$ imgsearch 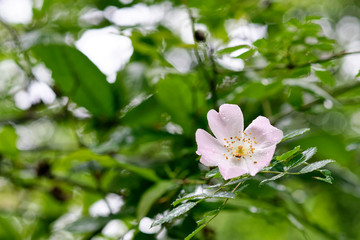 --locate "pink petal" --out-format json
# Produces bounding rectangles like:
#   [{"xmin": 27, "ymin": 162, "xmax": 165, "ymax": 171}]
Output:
[
  {"xmin": 207, "ymin": 104, "xmax": 244, "ymax": 145},
  {"xmin": 195, "ymin": 129, "xmax": 226, "ymax": 166},
  {"xmin": 244, "ymin": 116, "xmax": 283, "ymax": 149},
  {"xmin": 244, "ymin": 145, "xmax": 276, "ymax": 176},
  {"xmin": 219, "ymin": 163, "xmax": 248, "ymax": 180}
]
